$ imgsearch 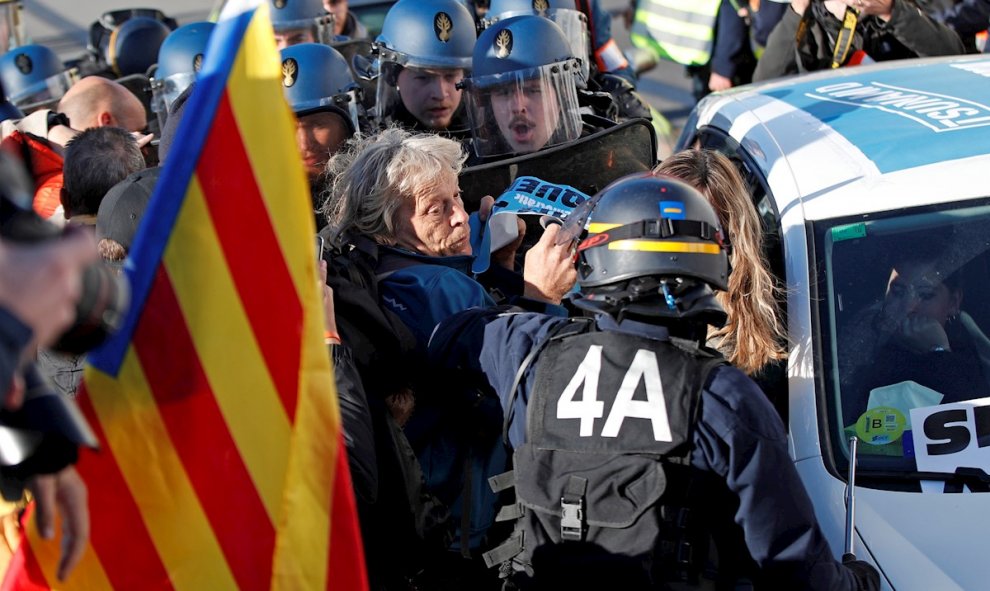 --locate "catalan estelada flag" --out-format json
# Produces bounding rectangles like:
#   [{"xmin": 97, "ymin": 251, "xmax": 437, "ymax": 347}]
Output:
[{"xmin": 1, "ymin": 0, "xmax": 367, "ymax": 588}]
